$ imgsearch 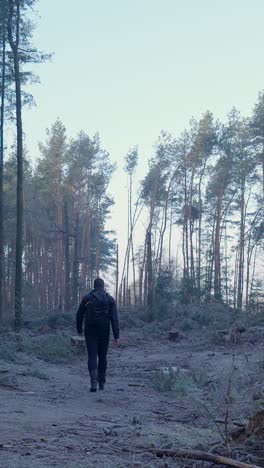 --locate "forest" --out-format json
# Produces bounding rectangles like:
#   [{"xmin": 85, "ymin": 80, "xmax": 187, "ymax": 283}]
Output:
[
  {"xmin": 0, "ymin": 0, "xmax": 263, "ymax": 327},
  {"xmin": 0, "ymin": 1, "xmax": 264, "ymax": 468}
]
